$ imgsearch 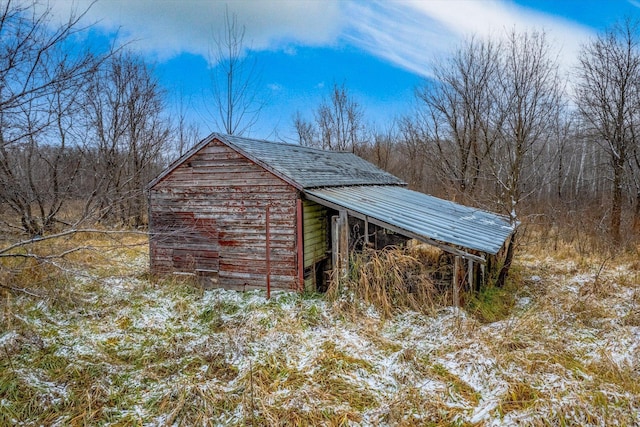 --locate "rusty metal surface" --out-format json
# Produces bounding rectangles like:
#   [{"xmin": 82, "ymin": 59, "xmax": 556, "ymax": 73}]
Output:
[{"xmin": 306, "ymin": 185, "xmax": 515, "ymax": 255}]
